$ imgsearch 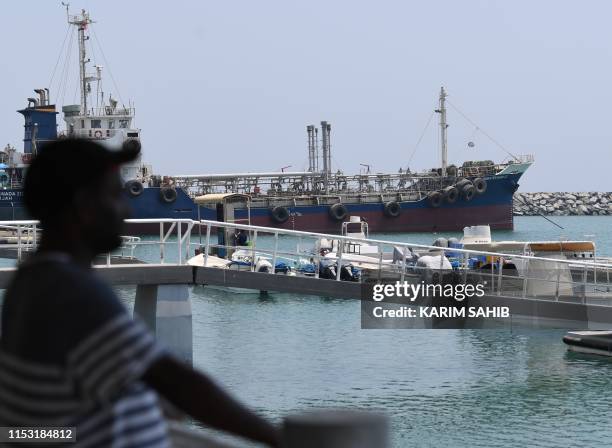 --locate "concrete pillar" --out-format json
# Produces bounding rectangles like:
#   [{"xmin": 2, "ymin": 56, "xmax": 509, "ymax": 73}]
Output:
[
  {"xmin": 134, "ymin": 284, "xmax": 193, "ymax": 366},
  {"xmin": 283, "ymin": 410, "xmax": 388, "ymax": 448}
]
